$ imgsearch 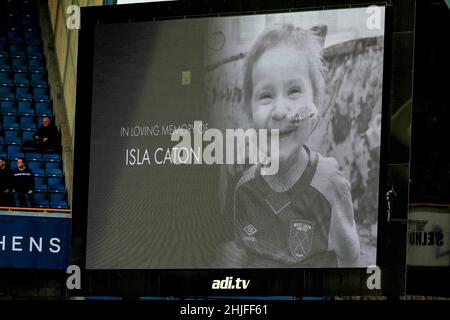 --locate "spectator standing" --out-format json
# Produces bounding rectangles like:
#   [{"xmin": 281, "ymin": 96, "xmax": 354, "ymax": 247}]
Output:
[{"xmin": 12, "ymin": 158, "xmax": 35, "ymax": 207}]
